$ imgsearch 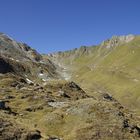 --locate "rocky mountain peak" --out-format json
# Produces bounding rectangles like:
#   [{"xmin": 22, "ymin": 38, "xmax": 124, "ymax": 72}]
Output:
[
  {"xmin": 0, "ymin": 33, "xmax": 59, "ymax": 83},
  {"xmin": 101, "ymin": 34, "xmax": 135, "ymax": 48},
  {"xmin": 0, "ymin": 33, "xmax": 42, "ymax": 62}
]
